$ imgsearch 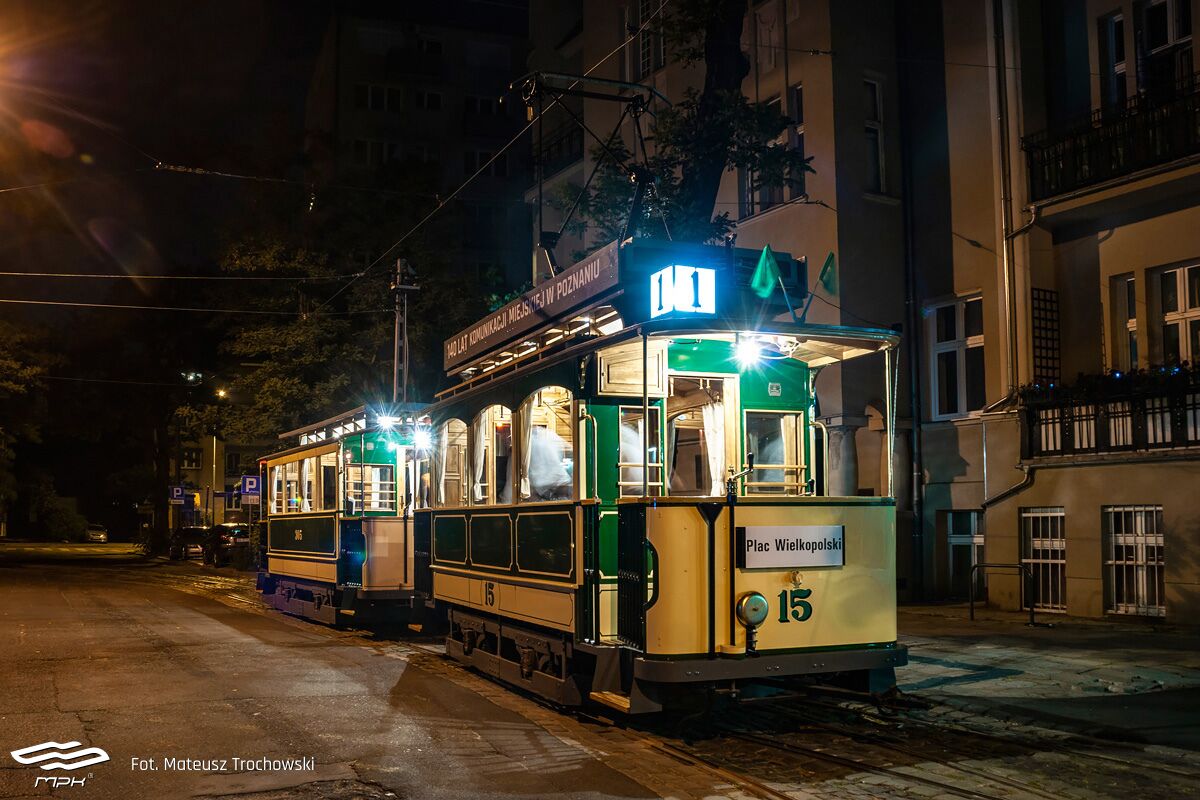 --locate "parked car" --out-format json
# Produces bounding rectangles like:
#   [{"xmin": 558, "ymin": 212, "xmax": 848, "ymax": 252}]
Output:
[
  {"xmin": 203, "ymin": 523, "xmax": 251, "ymax": 567},
  {"xmin": 84, "ymin": 523, "xmax": 108, "ymax": 543},
  {"xmin": 168, "ymin": 526, "xmax": 208, "ymax": 560}
]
